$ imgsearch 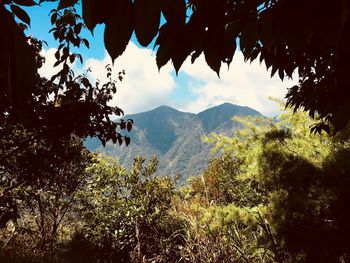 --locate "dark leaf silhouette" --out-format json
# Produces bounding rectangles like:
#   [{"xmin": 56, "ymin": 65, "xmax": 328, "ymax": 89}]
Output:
[
  {"xmin": 104, "ymin": 0, "xmax": 133, "ymax": 62},
  {"xmin": 134, "ymin": 0, "xmax": 161, "ymax": 46},
  {"xmin": 57, "ymin": 0, "xmax": 78, "ymax": 10},
  {"xmin": 10, "ymin": 4, "xmax": 31, "ymax": 25},
  {"xmin": 13, "ymin": 0, "xmax": 37, "ymax": 6}
]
